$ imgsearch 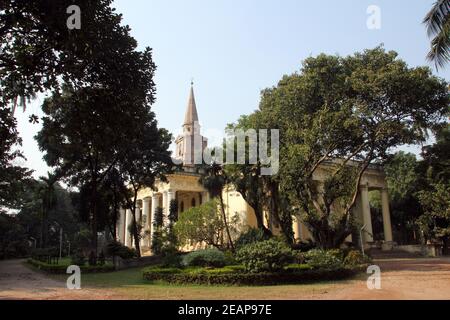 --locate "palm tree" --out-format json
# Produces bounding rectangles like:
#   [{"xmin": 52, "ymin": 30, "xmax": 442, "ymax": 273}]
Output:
[
  {"xmin": 199, "ymin": 162, "xmax": 235, "ymax": 252},
  {"xmin": 38, "ymin": 173, "xmax": 58, "ymax": 248},
  {"xmin": 424, "ymin": 0, "xmax": 450, "ymax": 69}
]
